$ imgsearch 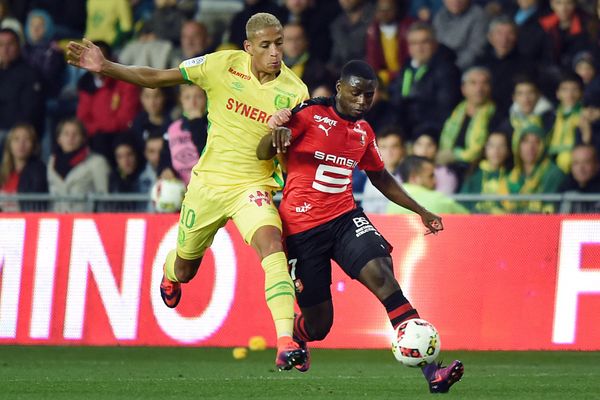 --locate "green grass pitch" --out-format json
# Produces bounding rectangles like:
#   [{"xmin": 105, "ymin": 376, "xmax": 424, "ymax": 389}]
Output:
[{"xmin": 1, "ymin": 346, "xmax": 597, "ymax": 399}]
